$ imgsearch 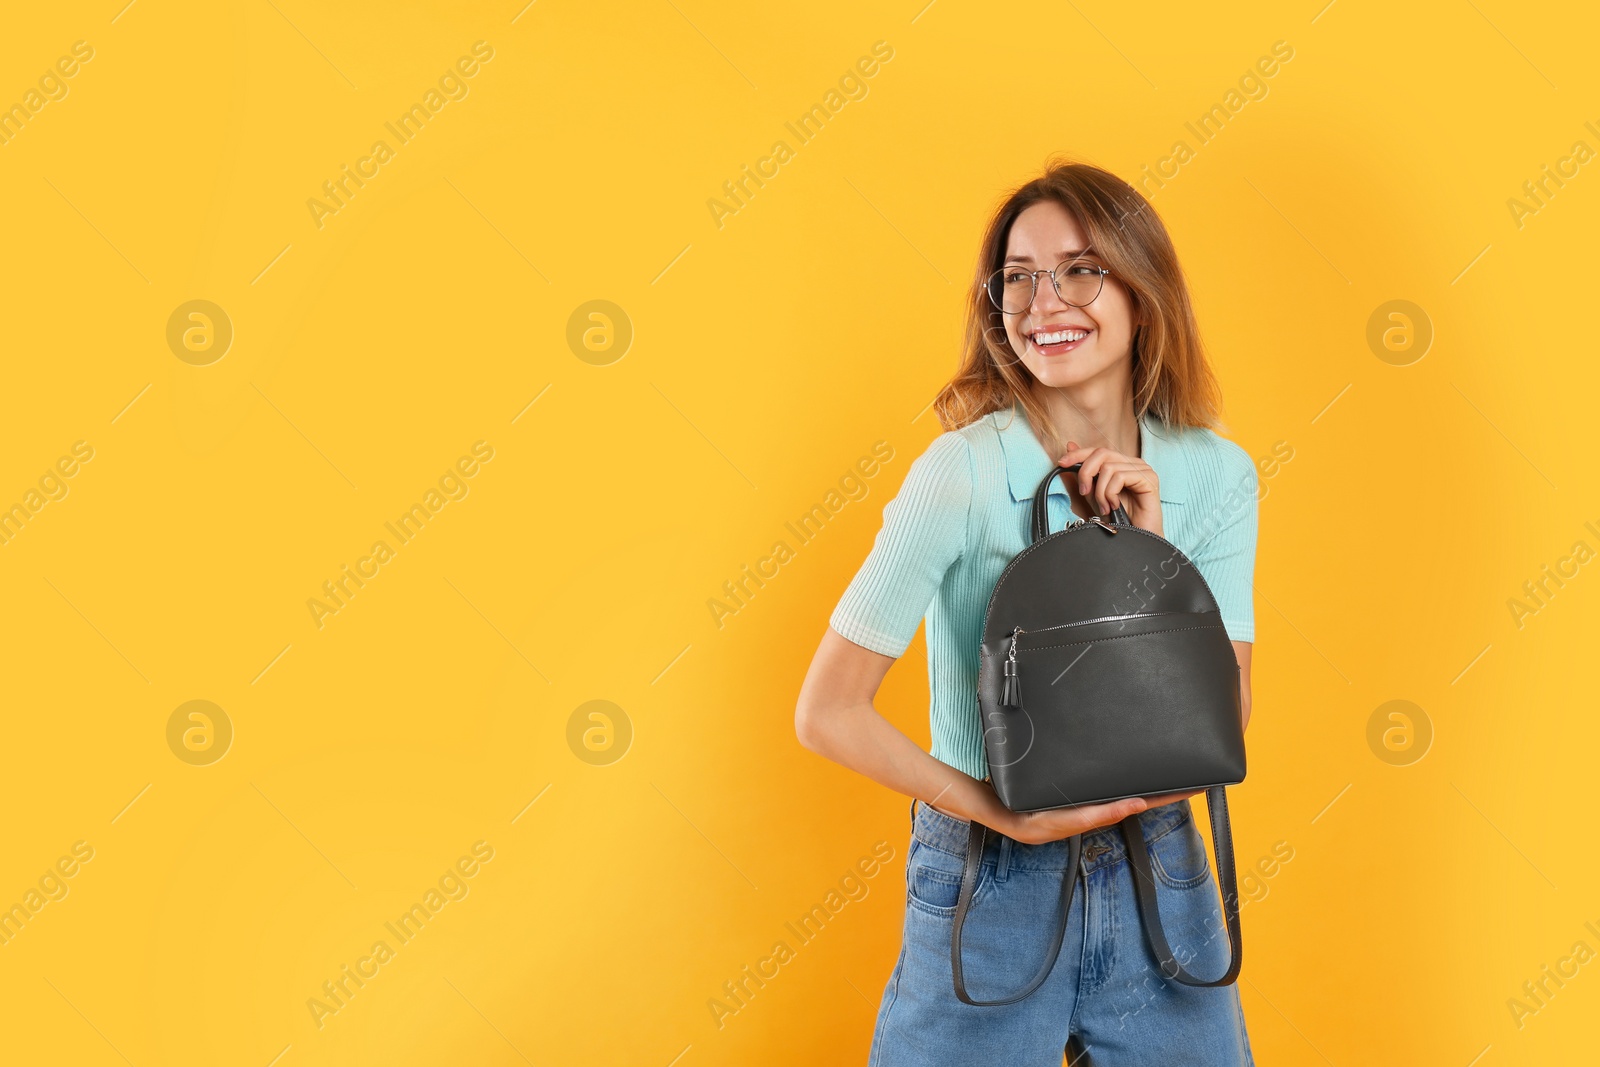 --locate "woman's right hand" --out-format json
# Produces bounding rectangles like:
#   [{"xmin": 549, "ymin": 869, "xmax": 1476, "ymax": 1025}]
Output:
[{"xmin": 1000, "ymin": 790, "xmax": 1200, "ymax": 846}]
